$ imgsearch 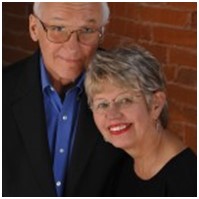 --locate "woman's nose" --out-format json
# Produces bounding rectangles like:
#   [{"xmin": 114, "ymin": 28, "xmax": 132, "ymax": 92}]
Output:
[{"xmin": 105, "ymin": 104, "xmax": 122, "ymax": 120}]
